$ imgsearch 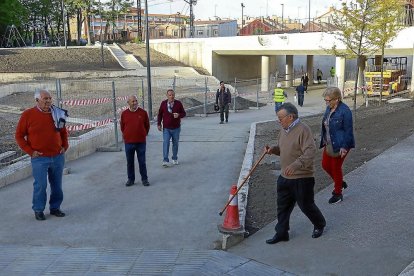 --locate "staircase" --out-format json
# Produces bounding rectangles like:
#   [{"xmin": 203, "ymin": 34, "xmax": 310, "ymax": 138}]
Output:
[{"xmin": 107, "ymin": 43, "xmax": 143, "ymax": 70}]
